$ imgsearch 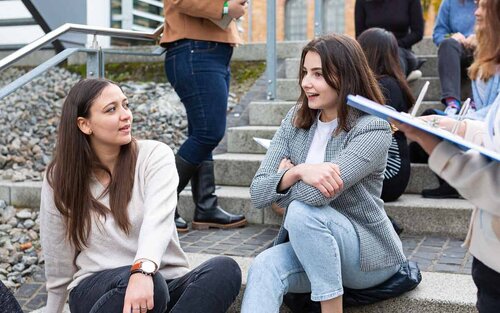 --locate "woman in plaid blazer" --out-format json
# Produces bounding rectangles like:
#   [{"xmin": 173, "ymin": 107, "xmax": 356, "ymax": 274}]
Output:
[{"xmin": 241, "ymin": 34, "xmax": 406, "ymax": 313}]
